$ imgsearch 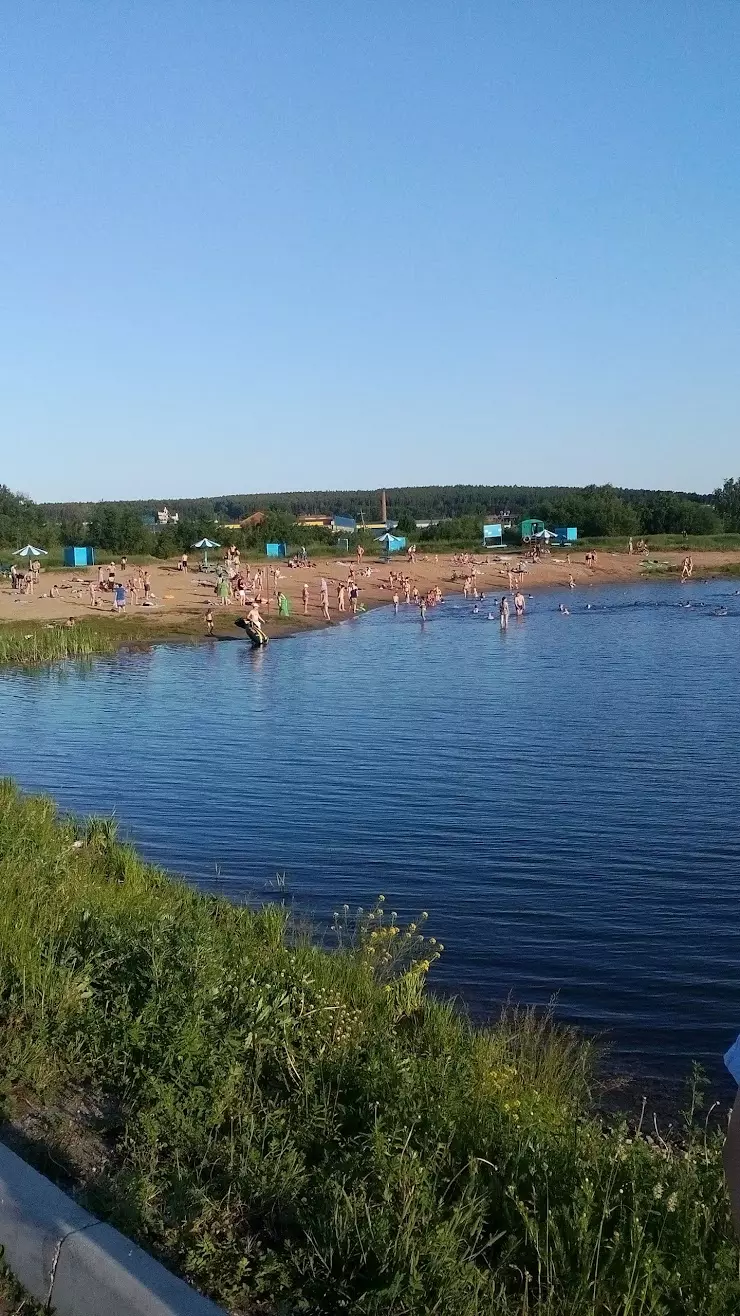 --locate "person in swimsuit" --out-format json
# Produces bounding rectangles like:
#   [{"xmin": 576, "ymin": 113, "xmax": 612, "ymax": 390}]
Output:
[
  {"xmin": 499, "ymin": 596, "xmax": 509, "ymax": 629},
  {"xmin": 302, "ymin": 583, "xmax": 309, "ymax": 615},
  {"xmin": 205, "ymin": 609, "xmax": 214, "ymax": 636},
  {"xmin": 514, "ymin": 590, "xmax": 525, "ymax": 617}
]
